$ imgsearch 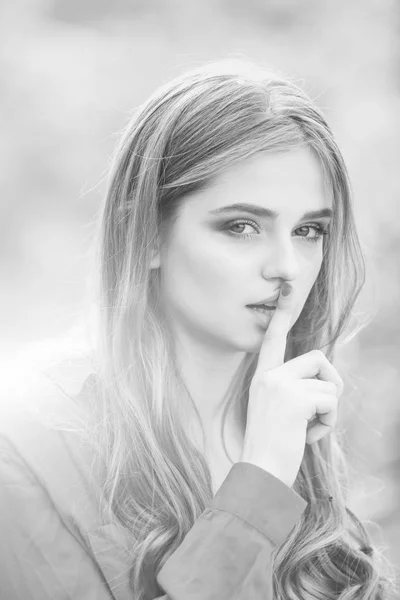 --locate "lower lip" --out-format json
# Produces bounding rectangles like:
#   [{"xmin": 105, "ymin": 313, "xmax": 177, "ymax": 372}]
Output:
[{"xmin": 247, "ymin": 305, "xmax": 276, "ymax": 327}]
